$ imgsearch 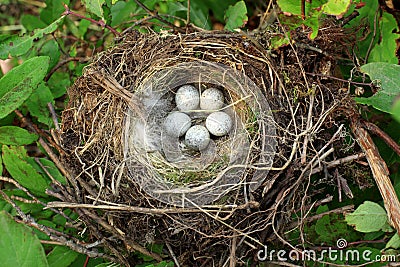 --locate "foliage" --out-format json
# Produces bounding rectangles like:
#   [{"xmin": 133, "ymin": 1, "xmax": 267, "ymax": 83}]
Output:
[{"xmin": 0, "ymin": 0, "xmax": 399, "ymax": 266}]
